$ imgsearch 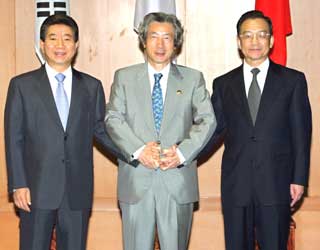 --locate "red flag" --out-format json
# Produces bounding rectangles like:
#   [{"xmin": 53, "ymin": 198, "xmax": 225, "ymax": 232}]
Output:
[{"xmin": 255, "ymin": 0, "xmax": 292, "ymax": 65}]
